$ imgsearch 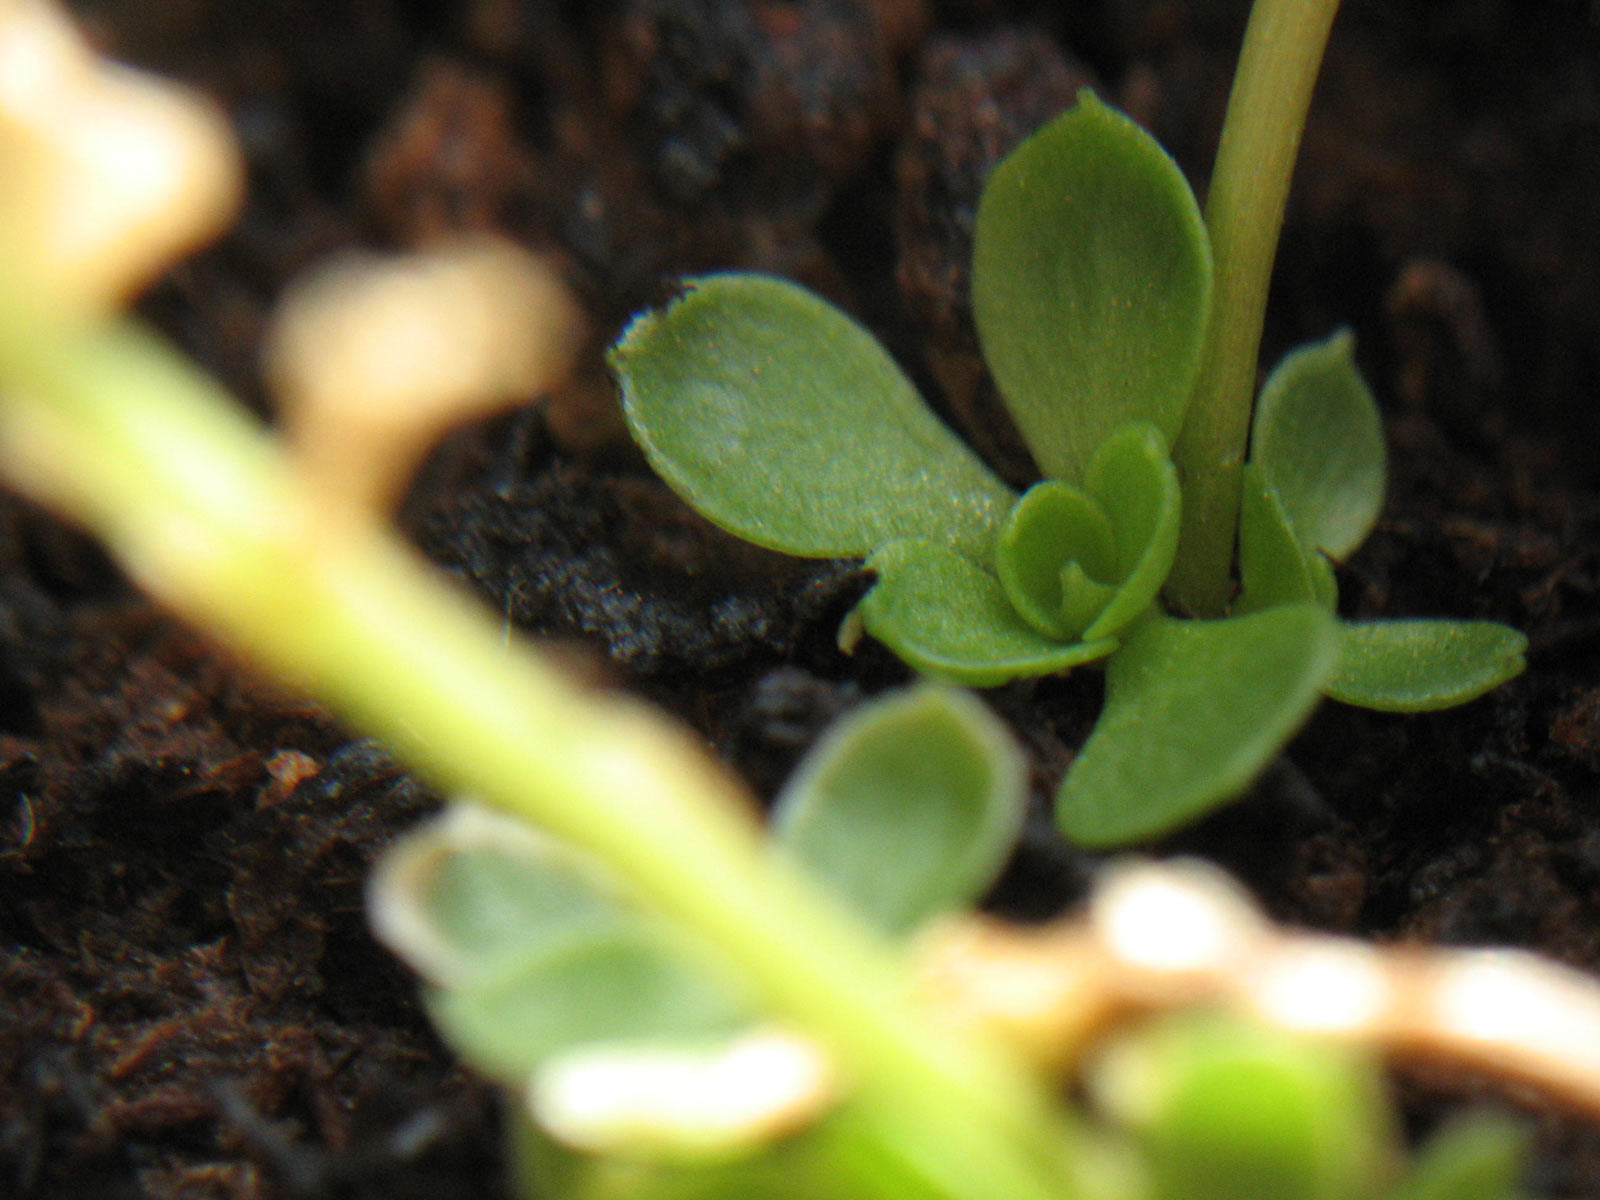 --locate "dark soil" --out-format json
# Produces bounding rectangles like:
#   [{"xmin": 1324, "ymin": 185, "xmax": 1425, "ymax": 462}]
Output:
[{"xmin": 4, "ymin": 0, "xmax": 1600, "ymax": 1196}]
